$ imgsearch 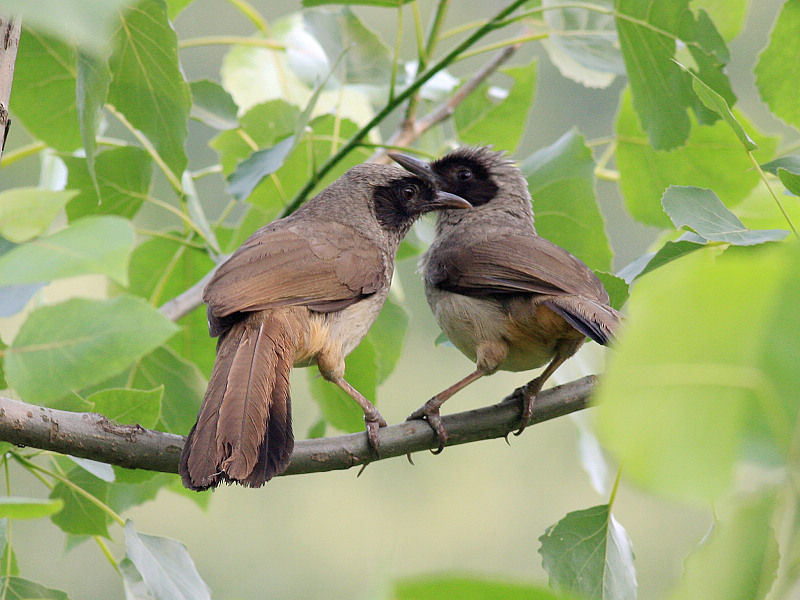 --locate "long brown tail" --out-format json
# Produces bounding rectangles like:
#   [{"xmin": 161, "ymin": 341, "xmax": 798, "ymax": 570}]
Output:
[{"xmin": 179, "ymin": 312, "xmax": 296, "ymax": 490}]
